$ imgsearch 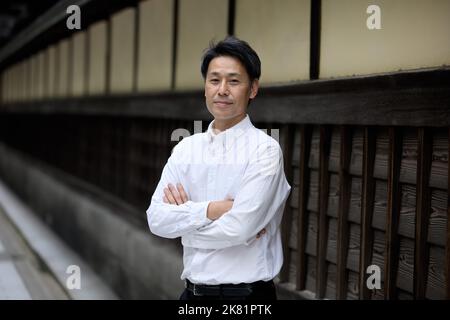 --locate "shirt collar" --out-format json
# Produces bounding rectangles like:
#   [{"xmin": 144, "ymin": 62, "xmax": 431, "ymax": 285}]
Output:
[{"xmin": 205, "ymin": 114, "xmax": 253, "ymax": 149}]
